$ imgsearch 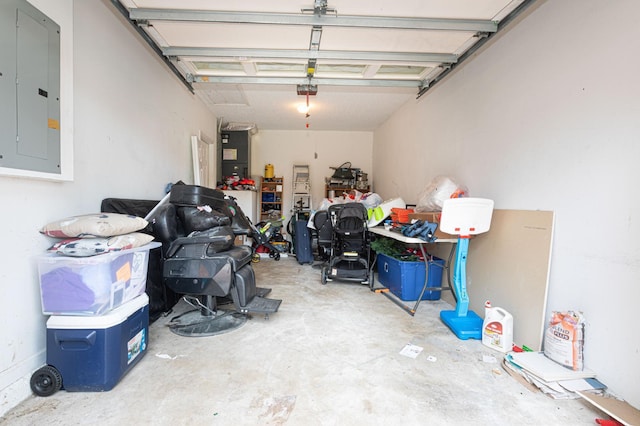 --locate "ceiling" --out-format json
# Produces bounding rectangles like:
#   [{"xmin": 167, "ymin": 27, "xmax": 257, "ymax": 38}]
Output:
[{"xmin": 112, "ymin": 0, "xmax": 535, "ymax": 131}]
